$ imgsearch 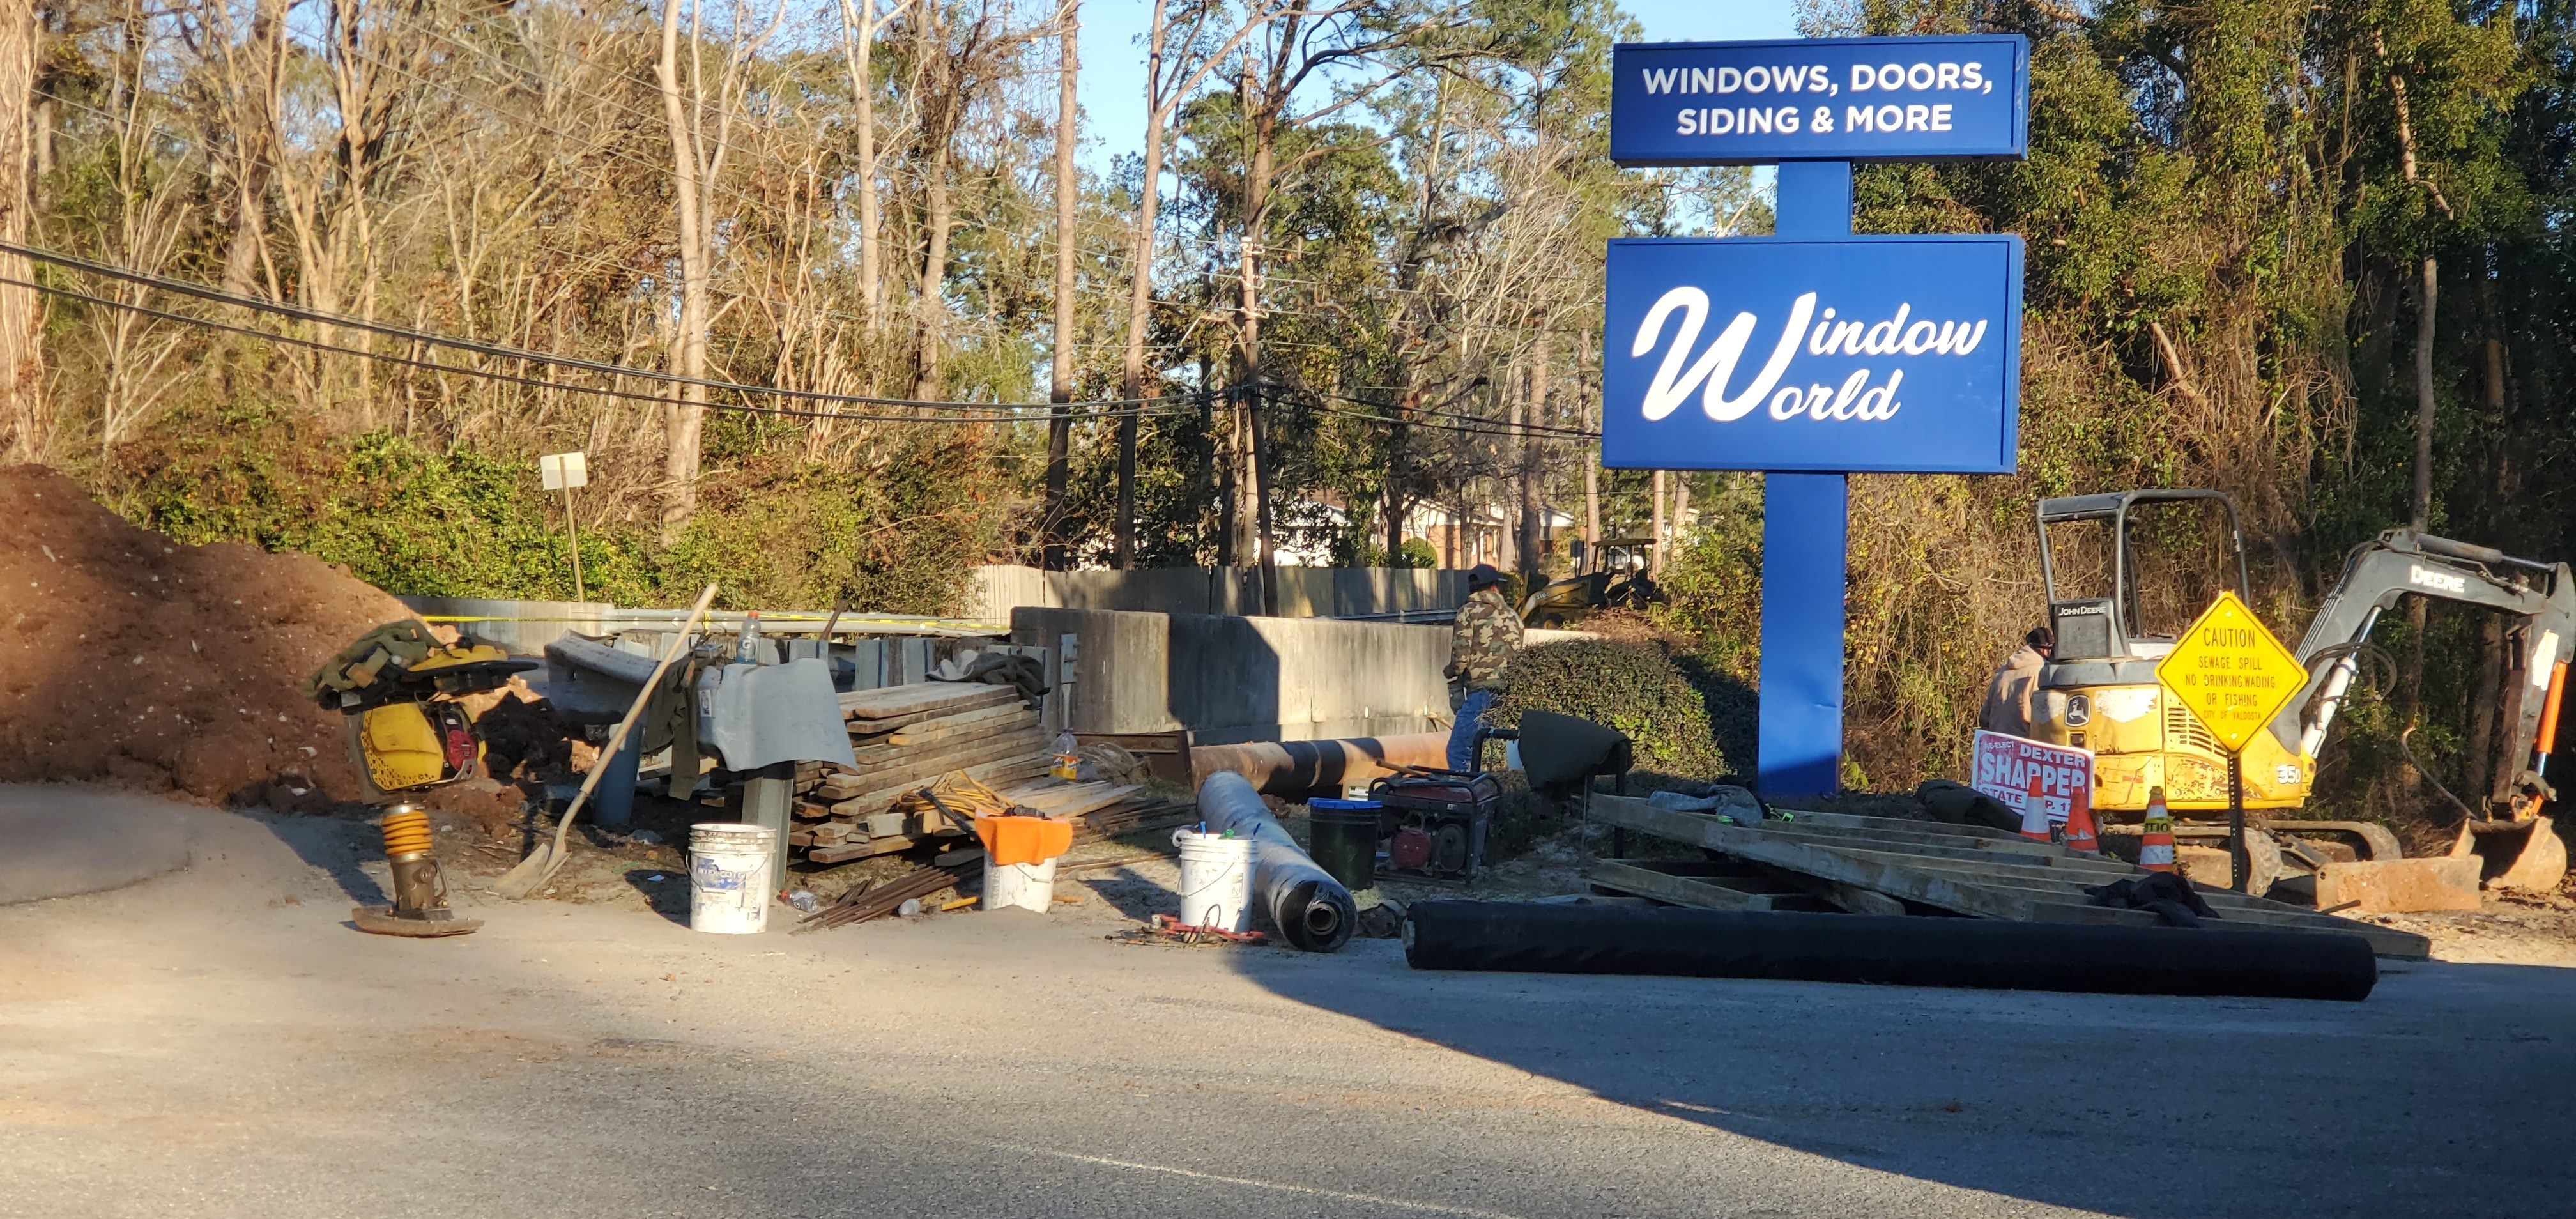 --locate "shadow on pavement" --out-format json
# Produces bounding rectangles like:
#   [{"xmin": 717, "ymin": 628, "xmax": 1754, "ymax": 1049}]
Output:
[
  {"xmin": 1078, "ymin": 866, "xmax": 1177, "ymax": 921},
  {"xmin": 1226, "ymin": 942, "xmax": 2576, "ymax": 1218},
  {"xmin": 254, "ymin": 808, "xmax": 388, "ymax": 905}
]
